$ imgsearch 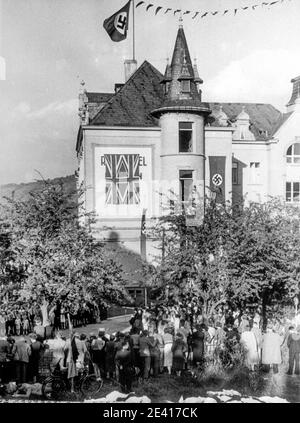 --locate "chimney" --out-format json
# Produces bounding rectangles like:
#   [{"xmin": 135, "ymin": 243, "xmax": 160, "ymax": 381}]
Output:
[
  {"xmin": 124, "ymin": 59, "xmax": 137, "ymax": 82},
  {"xmin": 286, "ymin": 75, "xmax": 300, "ymax": 113}
]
